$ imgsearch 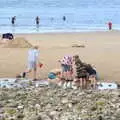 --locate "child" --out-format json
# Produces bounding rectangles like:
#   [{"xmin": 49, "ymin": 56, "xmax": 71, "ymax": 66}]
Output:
[
  {"xmin": 73, "ymin": 55, "xmax": 88, "ymax": 89},
  {"xmin": 17, "ymin": 45, "xmax": 41, "ymax": 80},
  {"xmin": 59, "ymin": 55, "xmax": 73, "ymax": 88},
  {"xmin": 85, "ymin": 64, "xmax": 97, "ymax": 89}
]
